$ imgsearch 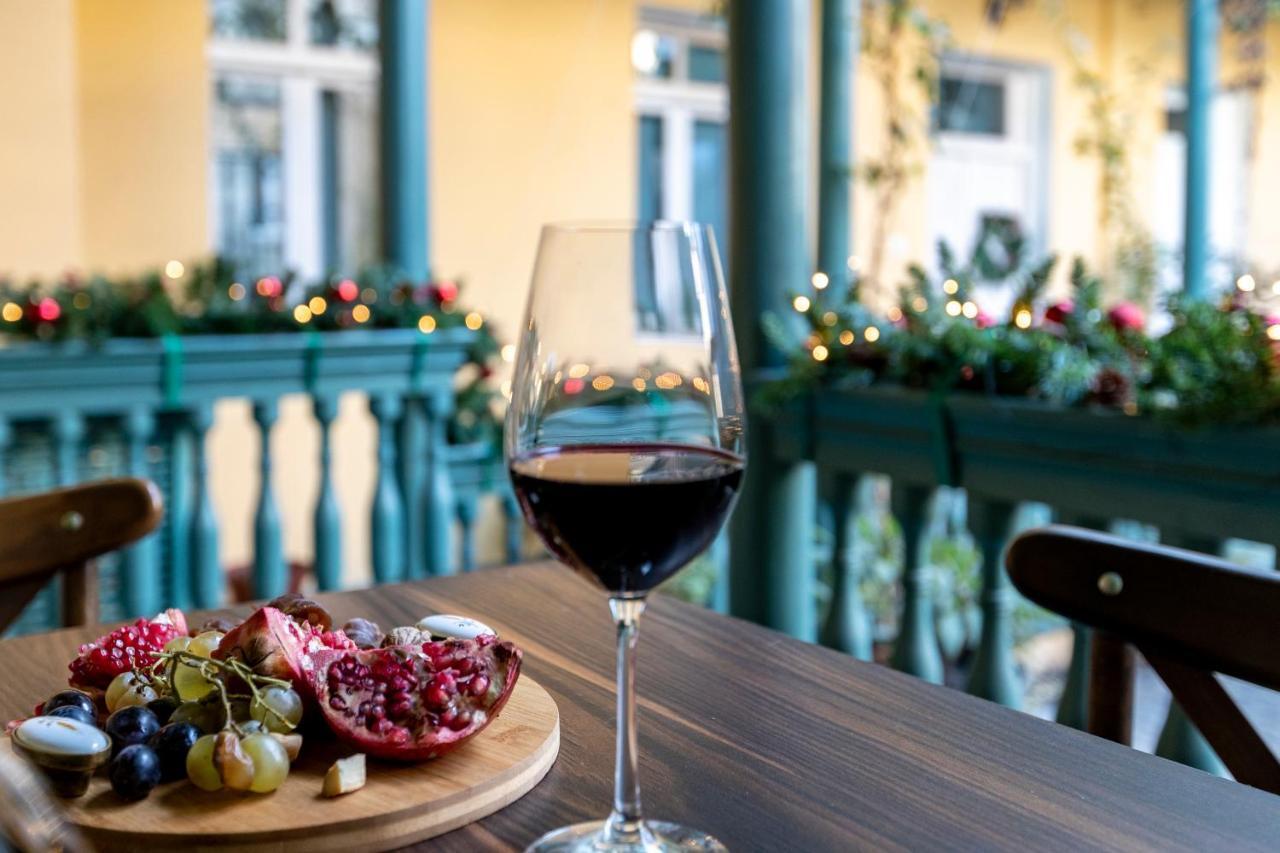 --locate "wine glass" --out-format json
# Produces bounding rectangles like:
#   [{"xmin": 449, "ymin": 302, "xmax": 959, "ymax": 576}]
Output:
[{"xmin": 507, "ymin": 222, "xmax": 744, "ymax": 852}]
